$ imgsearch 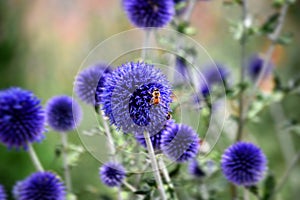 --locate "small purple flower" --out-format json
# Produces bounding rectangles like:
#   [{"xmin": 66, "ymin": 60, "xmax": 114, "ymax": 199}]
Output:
[
  {"xmin": 97, "ymin": 62, "xmax": 172, "ymax": 135},
  {"xmin": 247, "ymin": 54, "xmax": 273, "ymax": 81},
  {"xmin": 0, "ymin": 87, "xmax": 45, "ymax": 148},
  {"xmin": 16, "ymin": 171, "xmax": 66, "ymax": 200},
  {"xmin": 221, "ymin": 142, "xmax": 267, "ymax": 186},
  {"xmin": 198, "ymin": 63, "xmax": 229, "ymax": 96},
  {"xmin": 161, "ymin": 121, "xmax": 199, "ymax": 162},
  {"xmin": 75, "ymin": 63, "xmax": 112, "ymax": 105},
  {"xmin": 188, "ymin": 159, "xmax": 205, "ymax": 178},
  {"xmin": 123, "ymin": 0, "xmax": 175, "ymax": 28},
  {"xmin": 100, "ymin": 162, "xmax": 126, "ymax": 187},
  {"xmin": 46, "ymin": 95, "xmax": 82, "ymax": 132},
  {"xmin": 0, "ymin": 184, "xmax": 7, "ymax": 200}
]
